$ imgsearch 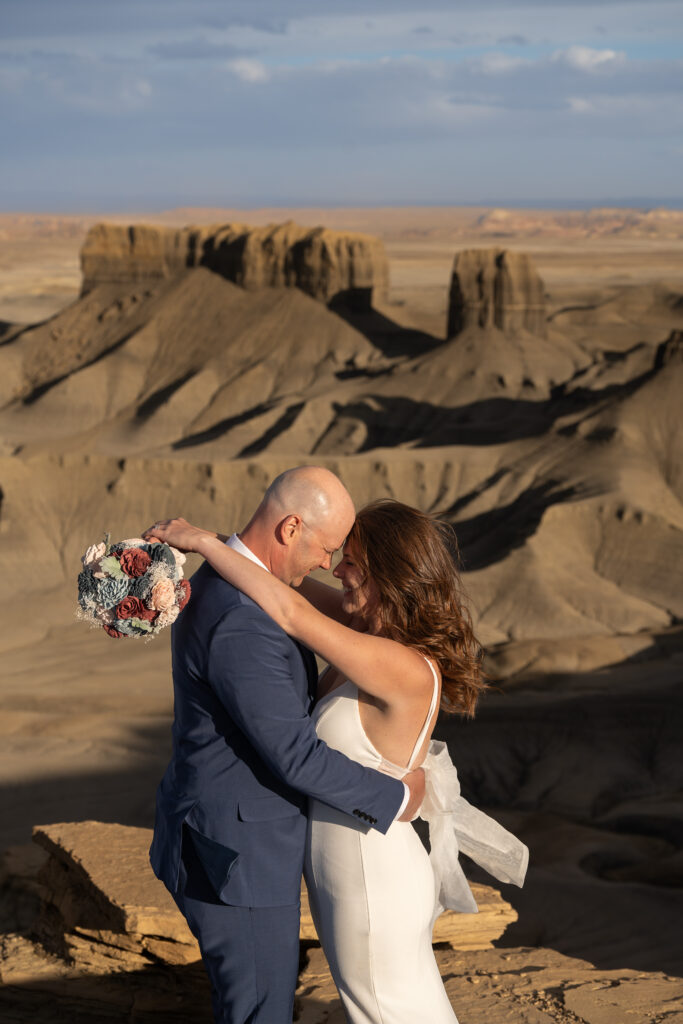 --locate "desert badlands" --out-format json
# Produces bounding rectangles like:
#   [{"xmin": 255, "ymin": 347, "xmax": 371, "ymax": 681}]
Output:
[{"xmin": 0, "ymin": 207, "xmax": 682, "ymax": 1022}]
